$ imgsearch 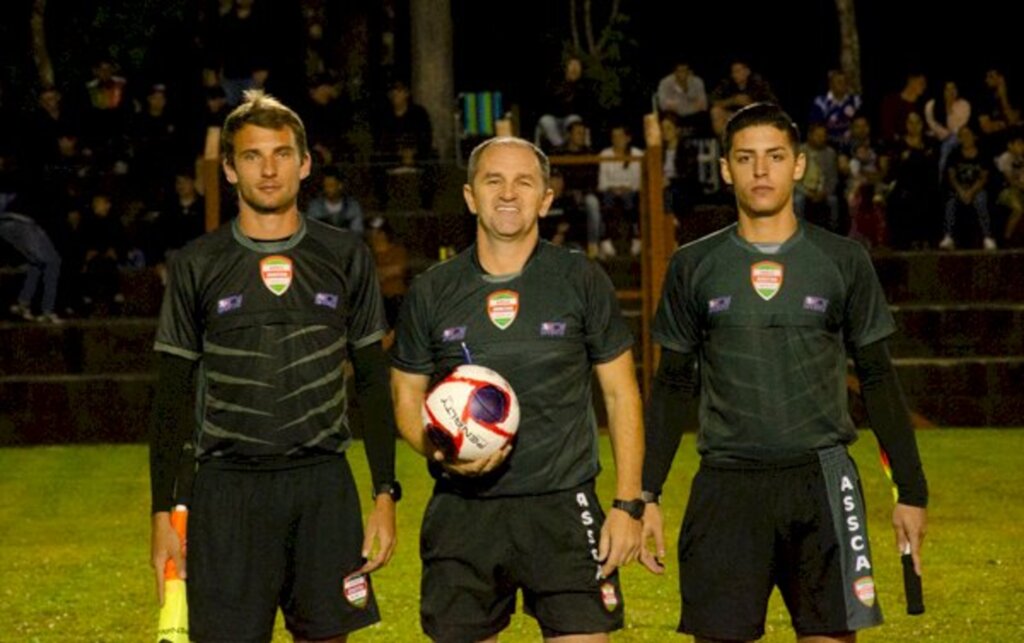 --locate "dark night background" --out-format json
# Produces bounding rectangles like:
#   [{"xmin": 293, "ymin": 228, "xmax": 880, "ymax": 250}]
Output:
[{"xmin": 0, "ymin": 1, "xmax": 1019, "ymax": 144}]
